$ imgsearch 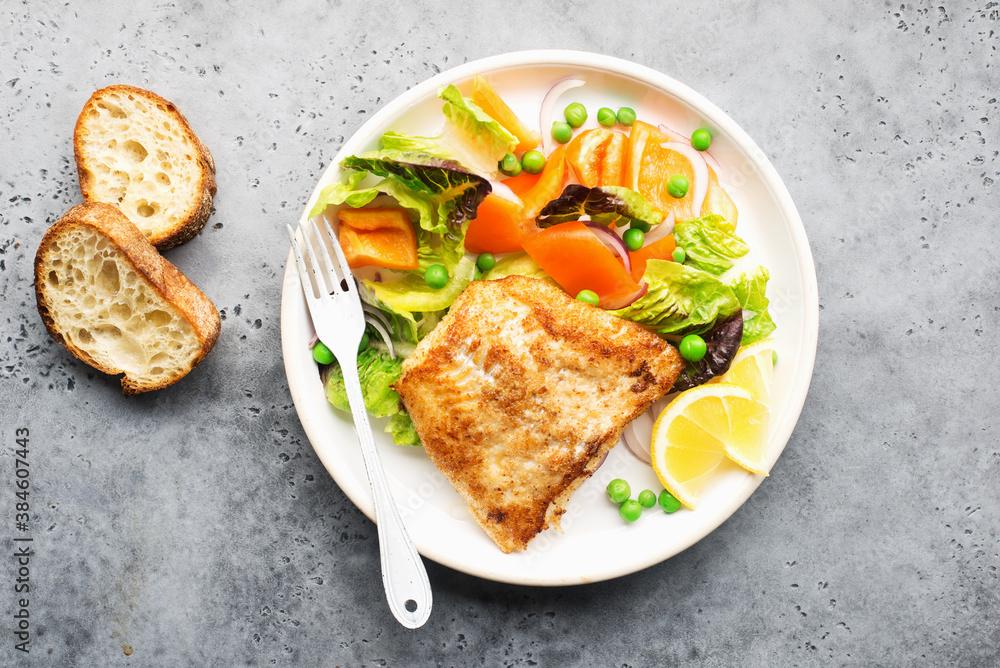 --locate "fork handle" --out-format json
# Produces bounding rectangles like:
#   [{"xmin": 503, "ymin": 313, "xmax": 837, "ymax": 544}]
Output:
[{"xmin": 340, "ymin": 361, "xmax": 432, "ymax": 628}]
